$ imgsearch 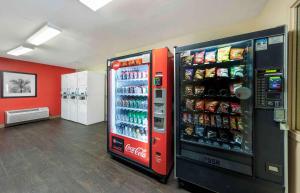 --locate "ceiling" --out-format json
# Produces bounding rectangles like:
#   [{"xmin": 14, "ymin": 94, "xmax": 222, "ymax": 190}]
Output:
[{"xmin": 0, "ymin": 0, "xmax": 268, "ymax": 69}]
